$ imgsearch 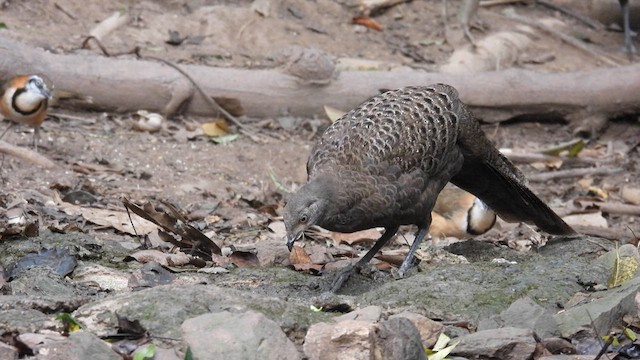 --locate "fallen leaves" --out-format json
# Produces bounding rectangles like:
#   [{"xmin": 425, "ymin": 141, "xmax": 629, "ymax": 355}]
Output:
[
  {"xmin": 352, "ymin": 16, "xmax": 382, "ymax": 31},
  {"xmin": 607, "ymin": 244, "xmax": 640, "ymax": 288}
]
